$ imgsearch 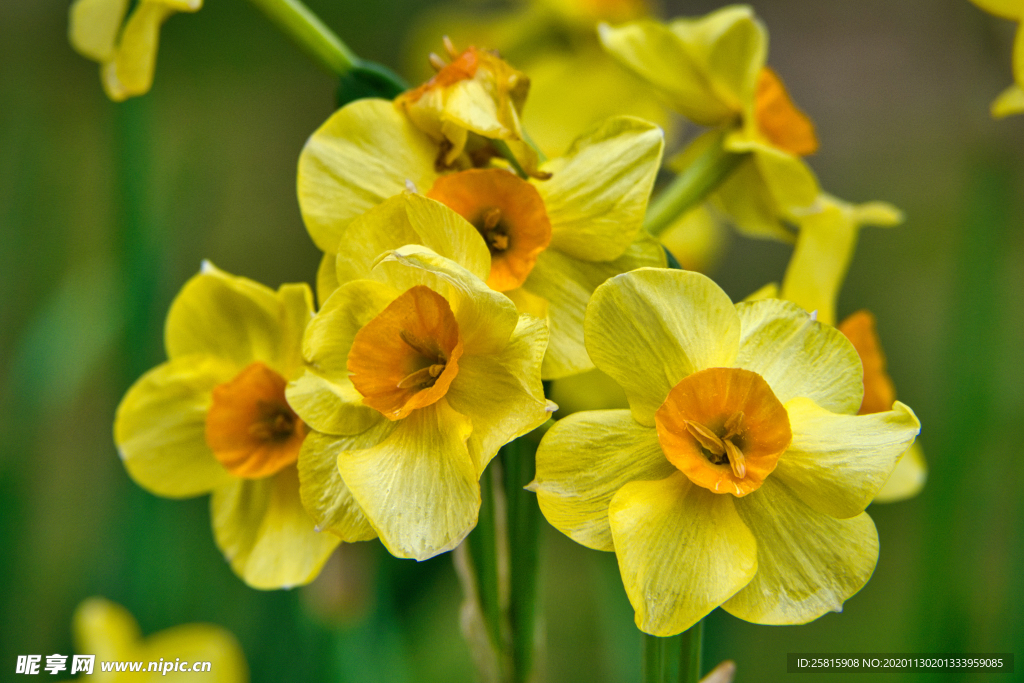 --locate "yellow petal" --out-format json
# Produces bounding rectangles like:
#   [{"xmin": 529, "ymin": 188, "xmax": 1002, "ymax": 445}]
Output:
[
  {"xmin": 445, "ymin": 315, "xmax": 549, "ymax": 475},
  {"xmin": 137, "ymin": 623, "xmax": 247, "ymax": 682},
  {"xmin": 165, "ymin": 264, "xmax": 312, "ymax": 380},
  {"xmin": 547, "ymin": 367, "xmax": 629, "ymax": 415},
  {"xmin": 585, "ymin": 269, "xmax": 740, "ymax": 425},
  {"xmin": 734, "ymin": 297, "xmax": 863, "ymax": 414},
  {"xmin": 779, "ymin": 200, "xmax": 857, "ymax": 327},
  {"xmin": 523, "ymin": 232, "xmax": 667, "ymax": 380},
  {"xmin": 659, "ymin": 203, "xmax": 730, "ymax": 273},
  {"xmin": 211, "ymin": 465, "xmax": 340, "ymax": 589},
  {"xmin": 711, "ymin": 156, "xmax": 795, "ymax": 241},
  {"xmin": 74, "ymin": 597, "xmax": 246, "ymax": 681},
  {"xmin": 371, "ymin": 245, "xmax": 519, "ymax": 356},
  {"xmin": 1014, "ymin": 21, "xmax": 1024, "ymax": 91},
  {"xmin": 521, "ymin": 44, "xmax": 675, "ymax": 159},
  {"xmin": 73, "ymin": 597, "xmax": 141, "ymax": 661},
  {"xmin": 297, "ymin": 99, "xmax": 439, "ymax": 252},
  {"xmin": 724, "ymin": 134, "xmax": 820, "ymax": 215},
  {"xmin": 781, "ymin": 196, "xmax": 902, "ymax": 326},
  {"xmin": 316, "ymin": 252, "xmax": 339, "ymax": 307},
  {"xmin": 538, "ymin": 116, "xmax": 663, "ymax": 262},
  {"xmin": 68, "ymin": 0, "xmax": 129, "ymax": 62},
  {"xmin": 335, "ymin": 400, "xmax": 478, "ymax": 560},
  {"xmin": 115, "ymin": 355, "xmax": 235, "ymax": 498},
  {"xmin": 992, "ymin": 82, "xmax": 1024, "ymax": 117},
  {"xmin": 774, "ymin": 398, "xmax": 920, "ymax": 518},
  {"xmin": 101, "ymin": 1, "xmax": 175, "ymax": 101},
  {"xmin": 724, "ymin": 477, "xmax": 878, "ymax": 624},
  {"xmin": 968, "ymin": 0, "xmax": 1024, "ymax": 20},
  {"xmin": 874, "ymin": 441, "xmax": 927, "ymax": 503},
  {"xmin": 288, "ymin": 279, "xmax": 395, "ymax": 435},
  {"xmin": 533, "ymin": 410, "xmax": 674, "ymax": 551},
  {"xmin": 297, "ymin": 429, "xmax": 386, "ymax": 542},
  {"xmin": 334, "ymin": 193, "xmax": 491, "ymax": 285},
  {"xmin": 598, "ymin": 20, "xmax": 734, "ymax": 125},
  {"xmin": 672, "ymin": 5, "xmax": 766, "ymax": 112},
  {"xmin": 609, "ymin": 472, "xmax": 757, "ymax": 636}
]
